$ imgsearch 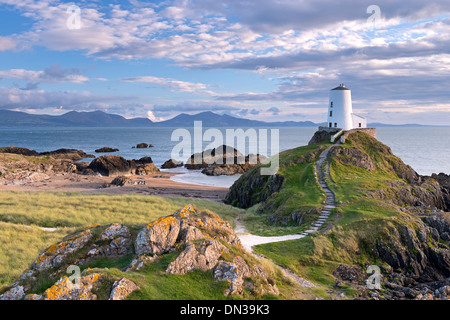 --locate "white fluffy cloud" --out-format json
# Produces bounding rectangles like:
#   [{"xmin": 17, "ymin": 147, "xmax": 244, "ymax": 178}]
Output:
[{"xmin": 122, "ymin": 76, "xmax": 214, "ymax": 94}]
